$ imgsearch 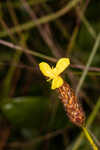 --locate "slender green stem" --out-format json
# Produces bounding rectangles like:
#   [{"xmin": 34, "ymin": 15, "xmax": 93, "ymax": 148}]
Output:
[
  {"xmin": 76, "ymin": 33, "xmax": 100, "ymax": 96},
  {"xmin": 82, "ymin": 127, "xmax": 98, "ymax": 150}
]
